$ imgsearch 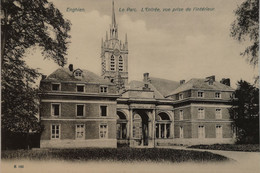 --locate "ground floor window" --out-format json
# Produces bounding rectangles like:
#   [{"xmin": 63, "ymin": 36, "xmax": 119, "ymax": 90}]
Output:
[
  {"xmin": 156, "ymin": 123, "xmax": 170, "ymax": 139},
  {"xmin": 198, "ymin": 125, "xmax": 205, "ymax": 138},
  {"xmin": 216, "ymin": 125, "xmax": 222, "ymax": 138},
  {"xmin": 100, "ymin": 124, "xmax": 108, "ymax": 138},
  {"xmin": 76, "ymin": 124, "xmax": 85, "ymax": 139},
  {"xmin": 179, "ymin": 126, "xmax": 183, "ymax": 138},
  {"xmin": 133, "ymin": 122, "xmax": 142, "ymax": 139},
  {"xmin": 51, "ymin": 125, "xmax": 60, "ymax": 139}
]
